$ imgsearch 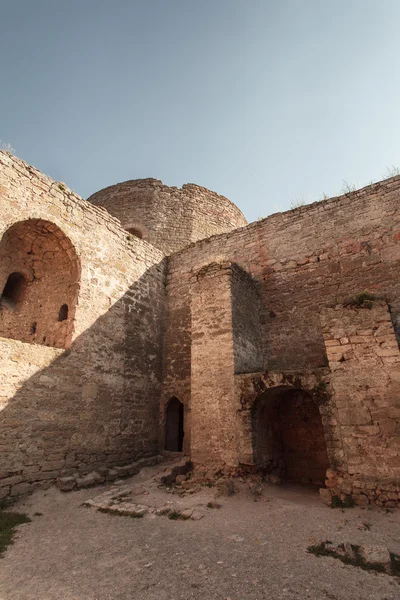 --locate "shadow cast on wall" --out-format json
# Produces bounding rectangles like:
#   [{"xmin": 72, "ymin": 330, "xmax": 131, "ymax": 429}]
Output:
[{"xmin": 0, "ymin": 260, "xmax": 165, "ymax": 498}]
